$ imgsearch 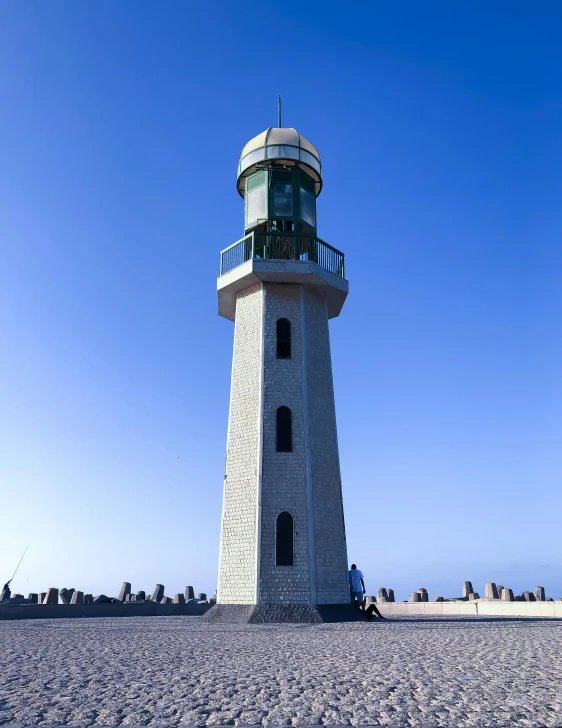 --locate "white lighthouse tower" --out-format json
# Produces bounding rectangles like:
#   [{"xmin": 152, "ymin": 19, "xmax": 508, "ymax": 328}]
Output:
[{"xmin": 210, "ymin": 122, "xmax": 353, "ymax": 622}]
